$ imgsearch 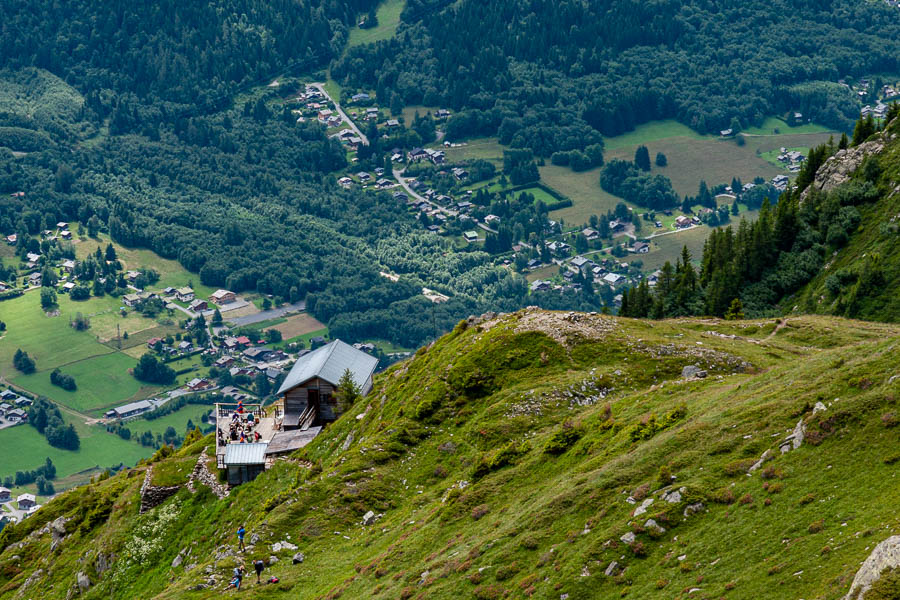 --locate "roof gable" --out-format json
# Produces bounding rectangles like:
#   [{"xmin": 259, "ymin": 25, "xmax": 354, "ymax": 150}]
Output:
[{"xmin": 276, "ymin": 340, "xmax": 378, "ymax": 395}]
